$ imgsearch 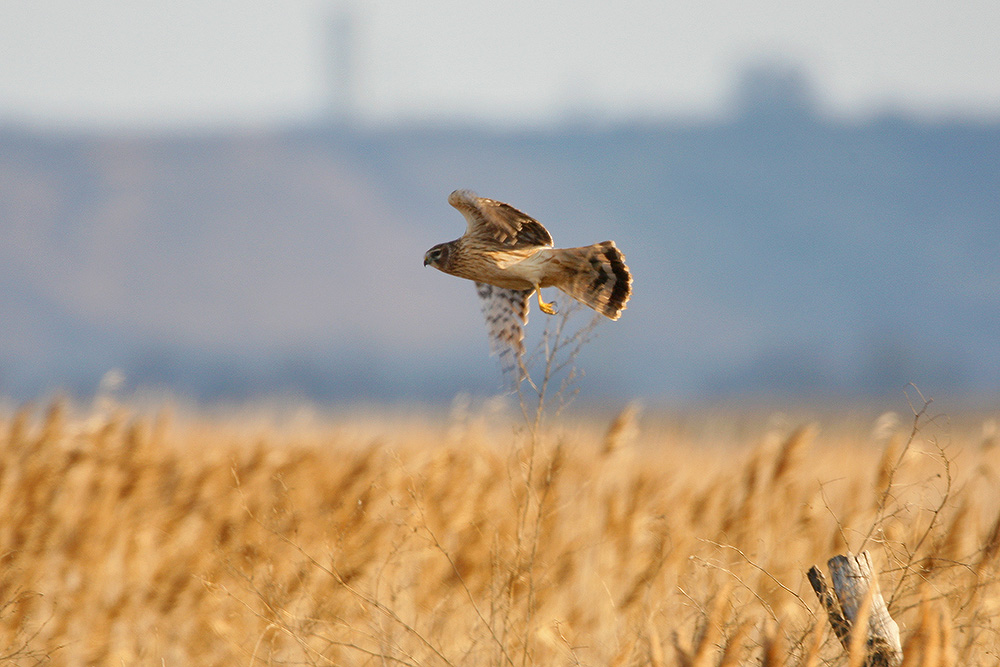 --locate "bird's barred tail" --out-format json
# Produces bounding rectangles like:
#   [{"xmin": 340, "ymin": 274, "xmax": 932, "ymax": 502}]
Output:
[{"xmin": 554, "ymin": 241, "xmax": 632, "ymax": 320}]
